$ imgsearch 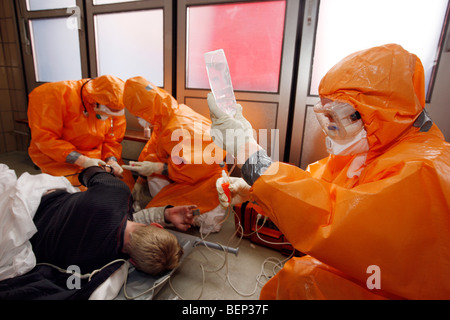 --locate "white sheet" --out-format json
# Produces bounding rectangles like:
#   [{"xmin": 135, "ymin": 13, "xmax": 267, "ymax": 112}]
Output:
[
  {"xmin": 89, "ymin": 261, "xmax": 130, "ymax": 300},
  {"xmin": 0, "ymin": 164, "xmax": 78, "ymax": 281}
]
